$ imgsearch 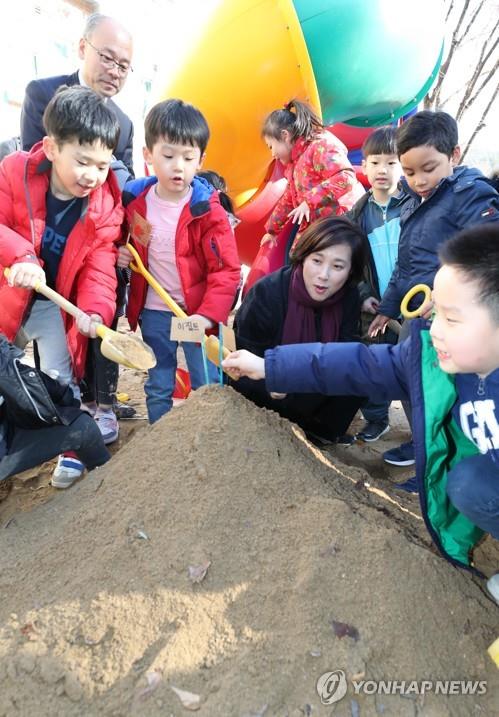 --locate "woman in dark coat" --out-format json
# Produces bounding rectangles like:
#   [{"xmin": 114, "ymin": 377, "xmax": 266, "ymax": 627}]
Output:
[{"xmin": 233, "ymin": 216, "xmax": 367, "ymax": 444}]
